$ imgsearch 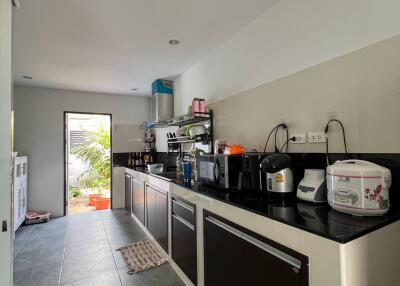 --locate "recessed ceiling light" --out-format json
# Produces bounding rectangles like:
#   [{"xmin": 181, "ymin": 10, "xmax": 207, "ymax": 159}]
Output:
[
  {"xmin": 131, "ymin": 88, "xmax": 138, "ymax": 91},
  {"xmin": 22, "ymin": 75, "xmax": 32, "ymax": 80},
  {"xmin": 169, "ymin": 39, "xmax": 180, "ymax": 46}
]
